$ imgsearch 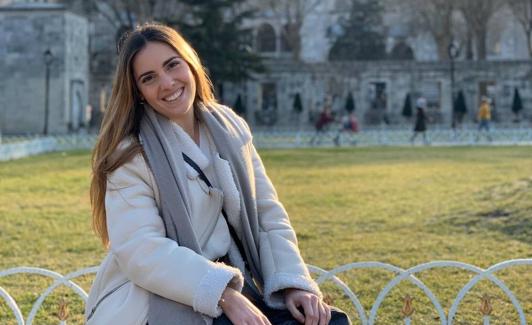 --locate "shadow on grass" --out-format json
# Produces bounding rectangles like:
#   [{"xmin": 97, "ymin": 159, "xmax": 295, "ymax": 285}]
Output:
[{"xmin": 430, "ymin": 177, "xmax": 532, "ymax": 245}]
